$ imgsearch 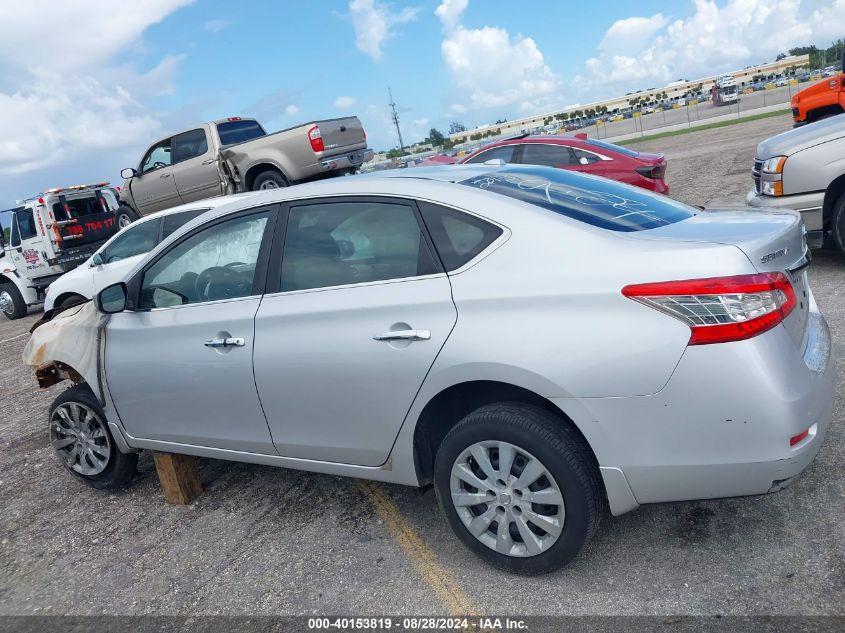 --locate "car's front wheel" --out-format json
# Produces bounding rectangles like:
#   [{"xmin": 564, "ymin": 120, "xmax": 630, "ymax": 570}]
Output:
[
  {"xmin": 49, "ymin": 384, "xmax": 138, "ymax": 490},
  {"xmin": 434, "ymin": 402, "xmax": 604, "ymax": 575}
]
